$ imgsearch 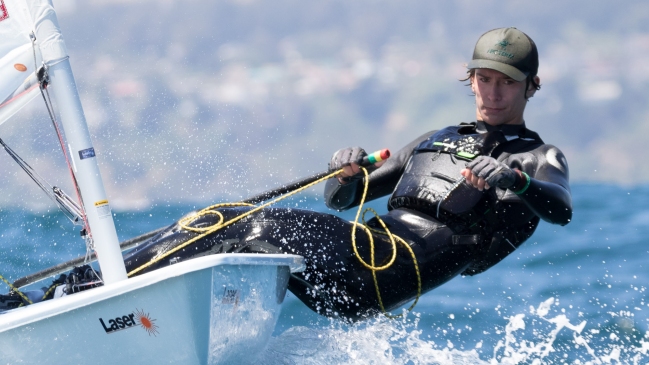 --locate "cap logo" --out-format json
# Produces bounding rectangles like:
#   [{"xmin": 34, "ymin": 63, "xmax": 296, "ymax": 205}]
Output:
[
  {"xmin": 497, "ymin": 40, "xmax": 511, "ymax": 49},
  {"xmin": 486, "ymin": 39, "xmax": 514, "ymax": 59}
]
